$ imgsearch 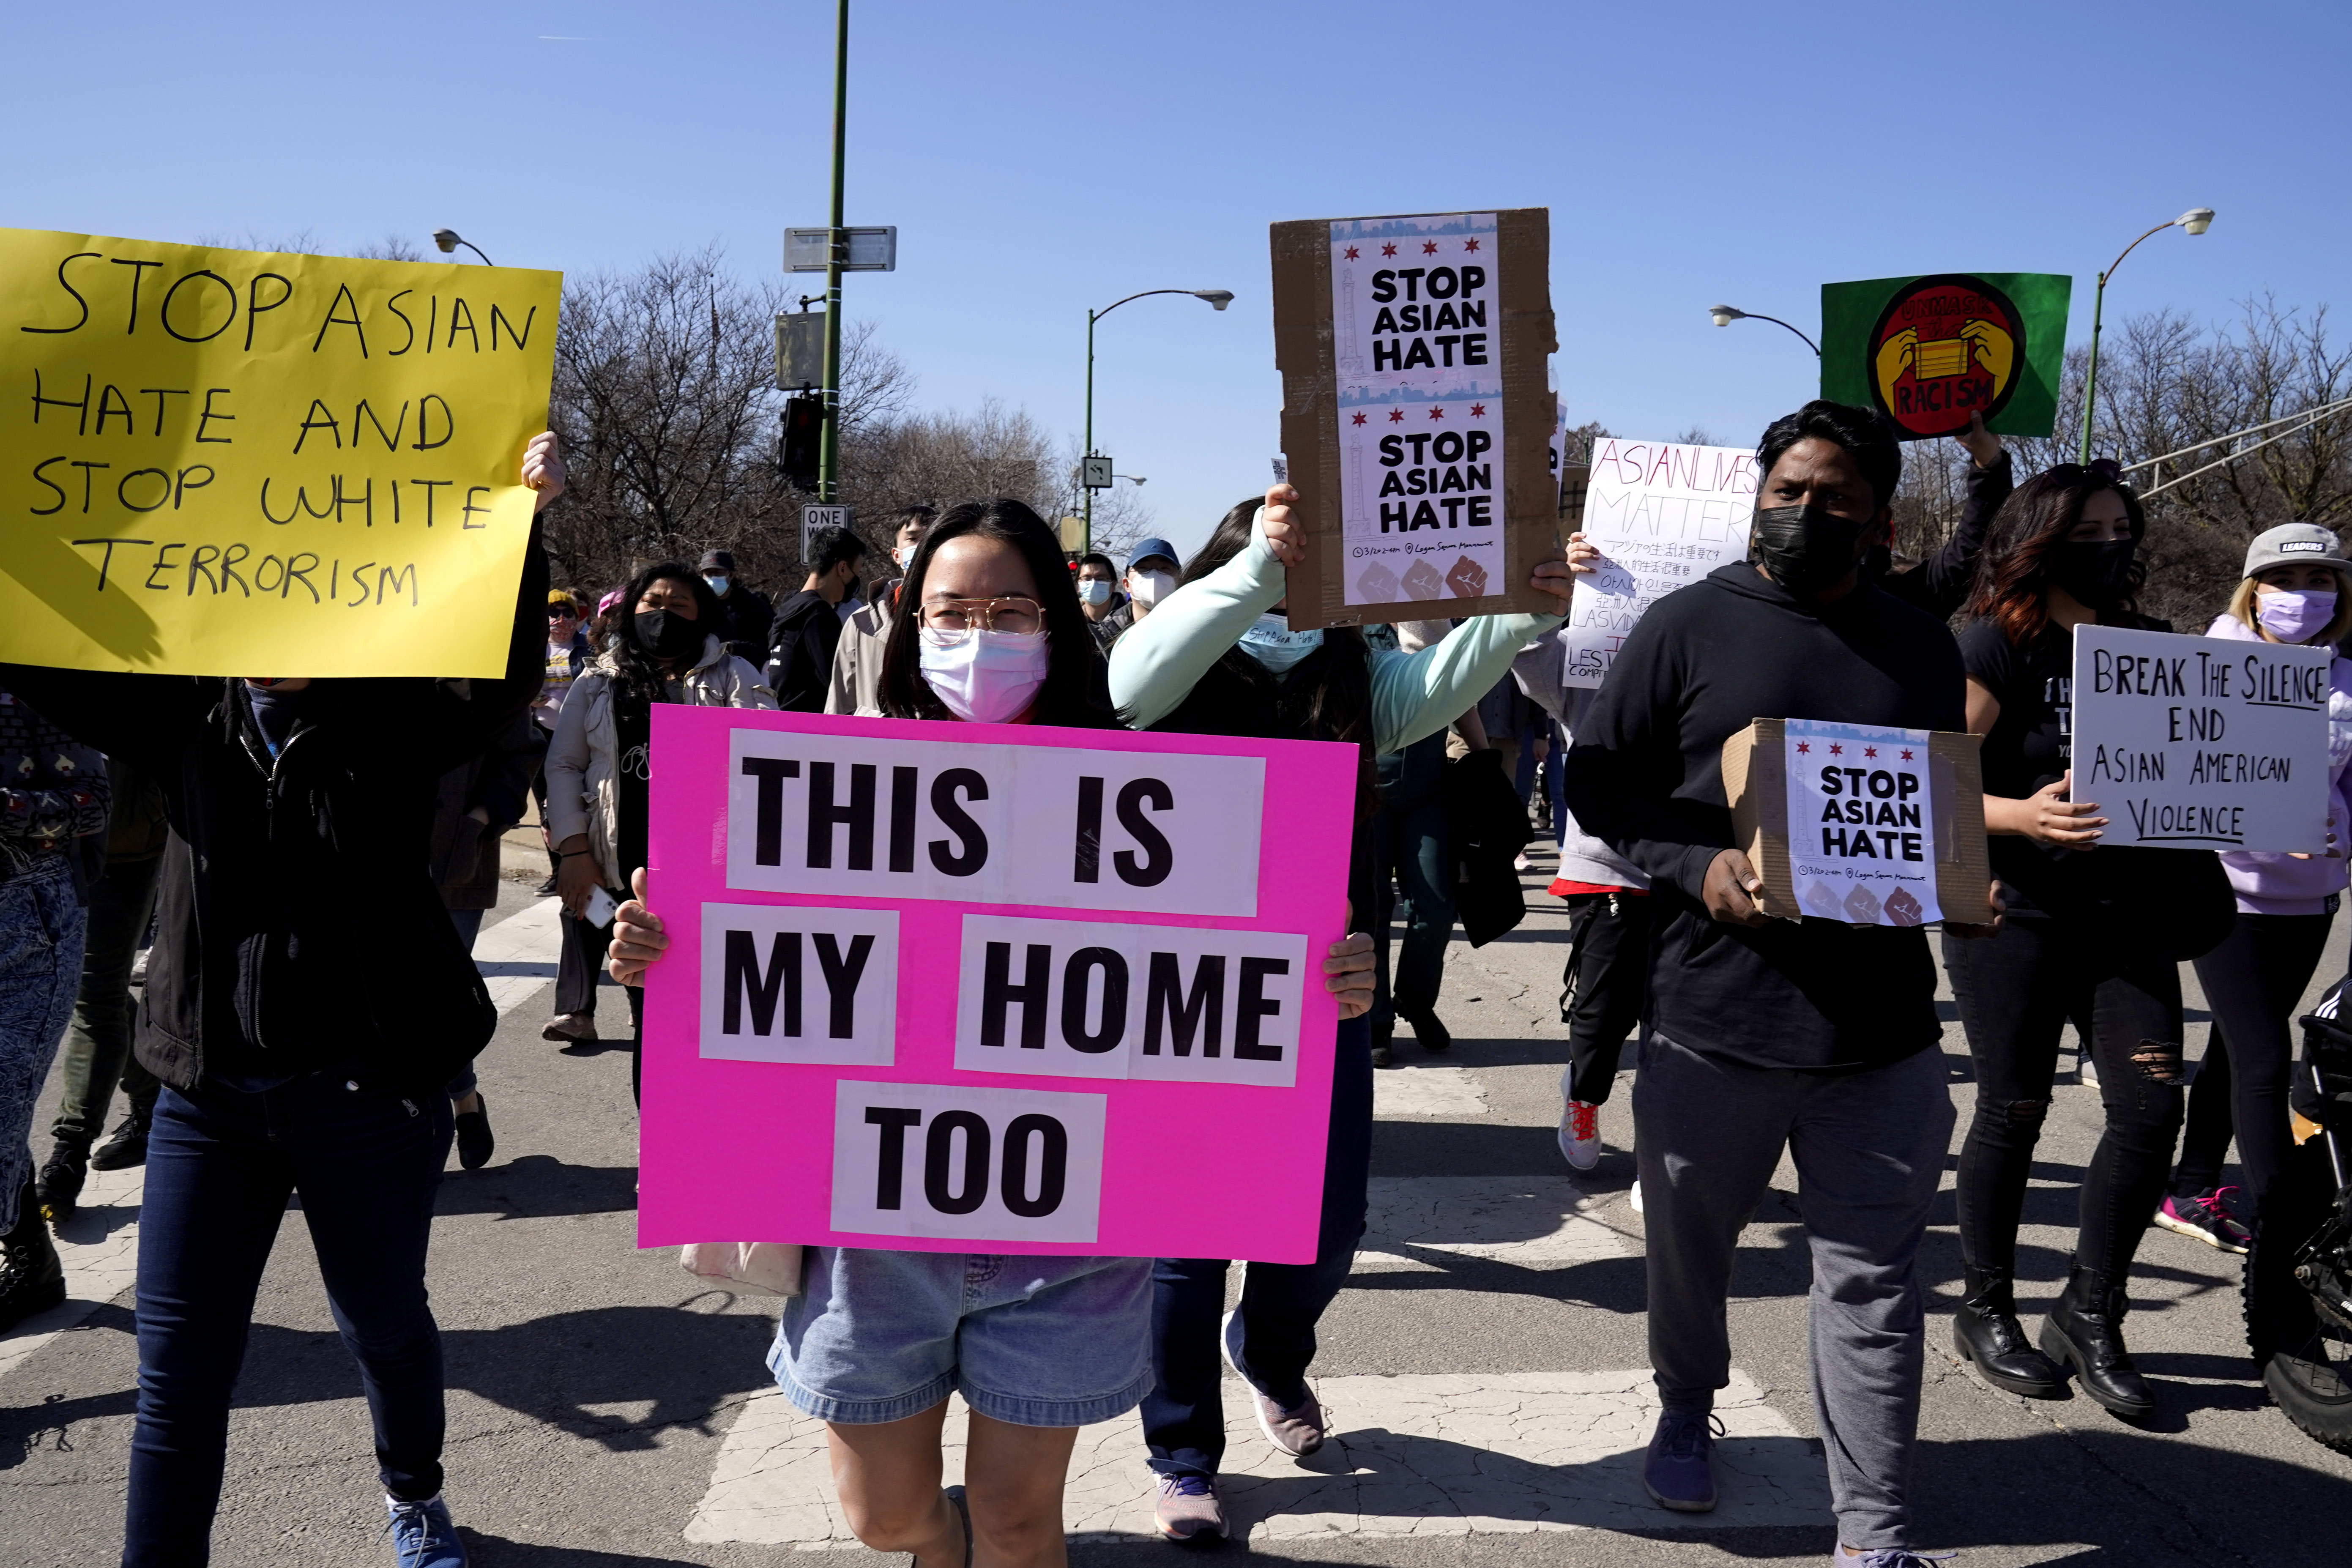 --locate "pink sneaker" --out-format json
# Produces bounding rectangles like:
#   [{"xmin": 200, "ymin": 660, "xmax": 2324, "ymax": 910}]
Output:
[{"xmin": 2154, "ymin": 1188, "xmax": 2251, "ymax": 1254}]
